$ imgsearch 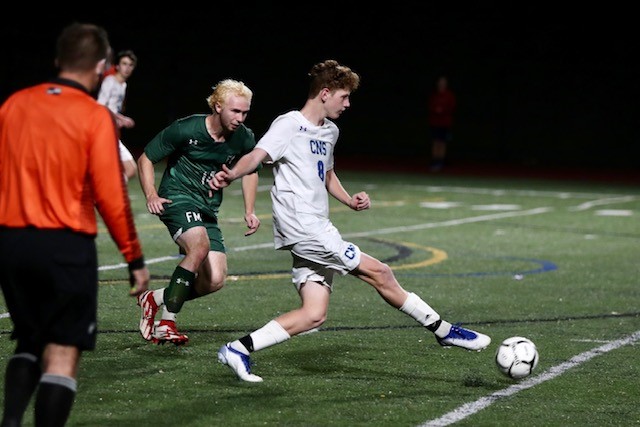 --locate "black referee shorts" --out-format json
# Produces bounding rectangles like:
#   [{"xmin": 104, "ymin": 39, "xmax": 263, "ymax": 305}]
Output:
[{"xmin": 0, "ymin": 227, "xmax": 98, "ymax": 352}]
